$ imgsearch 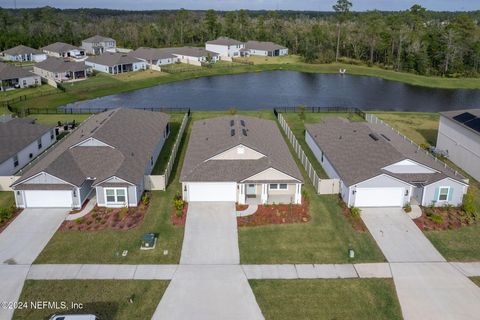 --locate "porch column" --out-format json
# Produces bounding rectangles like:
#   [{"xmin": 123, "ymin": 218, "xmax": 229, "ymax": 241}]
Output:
[
  {"xmin": 261, "ymin": 184, "xmax": 268, "ymax": 204},
  {"xmin": 295, "ymin": 184, "xmax": 302, "ymax": 204},
  {"xmin": 238, "ymin": 184, "xmax": 246, "ymax": 205}
]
